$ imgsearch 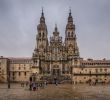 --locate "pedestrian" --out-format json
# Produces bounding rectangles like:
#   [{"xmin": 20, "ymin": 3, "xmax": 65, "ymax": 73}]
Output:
[
  {"xmin": 36, "ymin": 83, "xmax": 38, "ymax": 90},
  {"xmin": 26, "ymin": 81, "xmax": 28, "ymax": 87},
  {"xmin": 55, "ymin": 80, "xmax": 58, "ymax": 86},
  {"xmin": 44, "ymin": 81, "xmax": 47, "ymax": 87},
  {"xmin": 22, "ymin": 82, "xmax": 24, "ymax": 87},
  {"xmin": 89, "ymin": 79, "xmax": 91, "ymax": 86},
  {"xmin": 21, "ymin": 81, "xmax": 24, "ymax": 87},
  {"xmin": 29, "ymin": 83, "xmax": 32, "ymax": 90},
  {"xmin": 33, "ymin": 82, "xmax": 36, "ymax": 91},
  {"xmin": 40, "ymin": 82, "xmax": 43, "ymax": 89}
]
